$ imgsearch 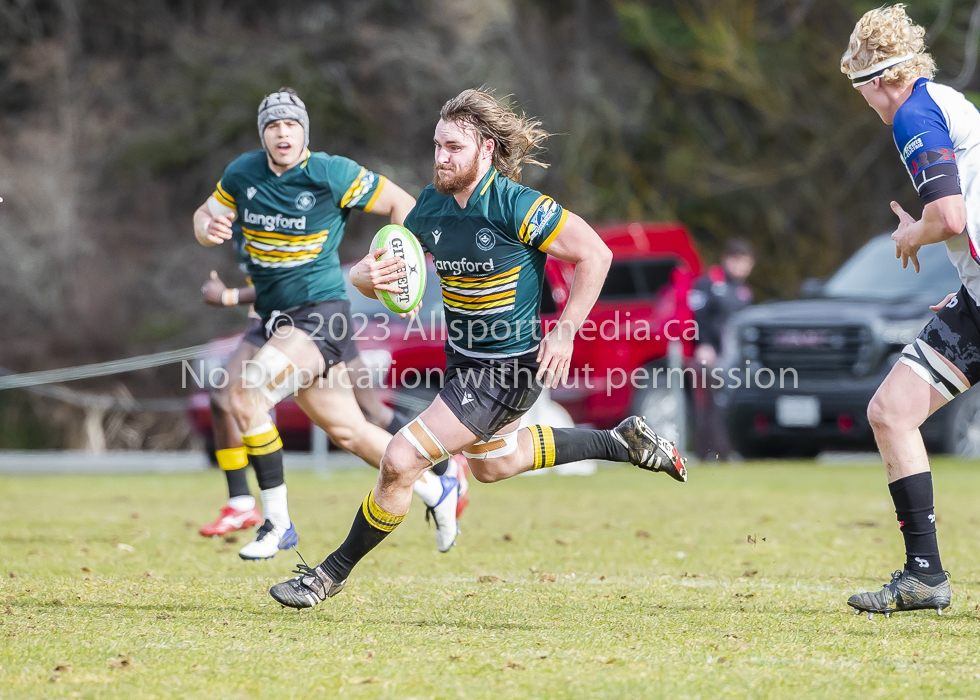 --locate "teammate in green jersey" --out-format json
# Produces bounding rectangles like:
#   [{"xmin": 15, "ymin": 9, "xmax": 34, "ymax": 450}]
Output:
[
  {"xmin": 196, "ymin": 266, "xmax": 431, "ymax": 539},
  {"xmin": 193, "ymin": 88, "xmax": 462, "ymax": 559},
  {"xmin": 269, "ymin": 88, "xmax": 688, "ymax": 609}
]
